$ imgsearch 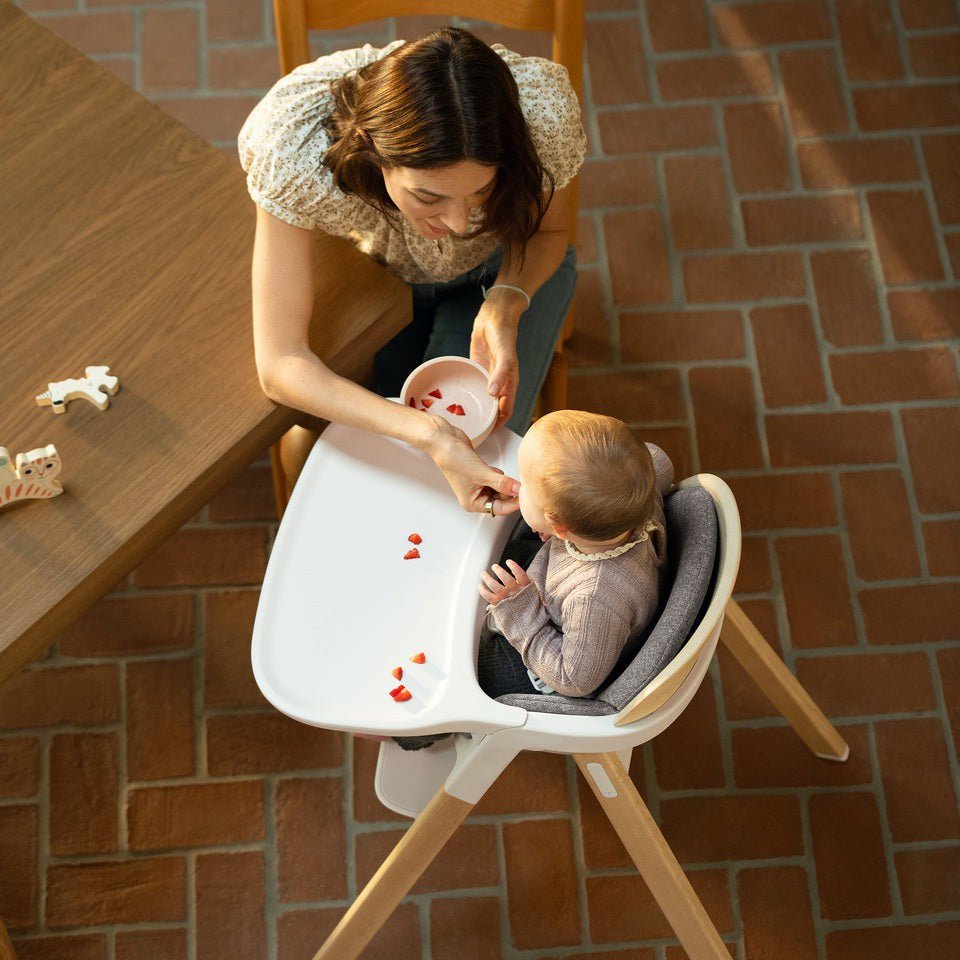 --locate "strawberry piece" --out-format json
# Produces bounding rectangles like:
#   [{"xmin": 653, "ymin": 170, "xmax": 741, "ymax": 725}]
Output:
[
  {"xmin": 408, "ymin": 533, "xmax": 422, "ymax": 545},
  {"xmin": 408, "ymin": 396, "xmax": 416, "ymax": 407},
  {"xmin": 391, "ymin": 666, "xmax": 403, "ymax": 681},
  {"xmin": 428, "ymin": 389, "xmax": 443, "ymax": 399},
  {"xmin": 454, "ymin": 404, "xmax": 466, "ymax": 416},
  {"xmin": 403, "ymin": 548, "xmax": 420, "ymax": 560},
  {"xmin": 409, "ymin": 652, "xmax": 426, "ymax": 664},
  {"xmin": 421, "ymin": 397, "xmax": 434, "ymax": 408},
  {"xmin": 446, "ymin": 403, "xmax": 458, "ymax": 413},
  {"xmin": 389, "ymin": 684, "xmax": 405, "ymax": 698},
  {"xmin": 393, "ymin": 687, "xmax": 412, "ymax": 702}
]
